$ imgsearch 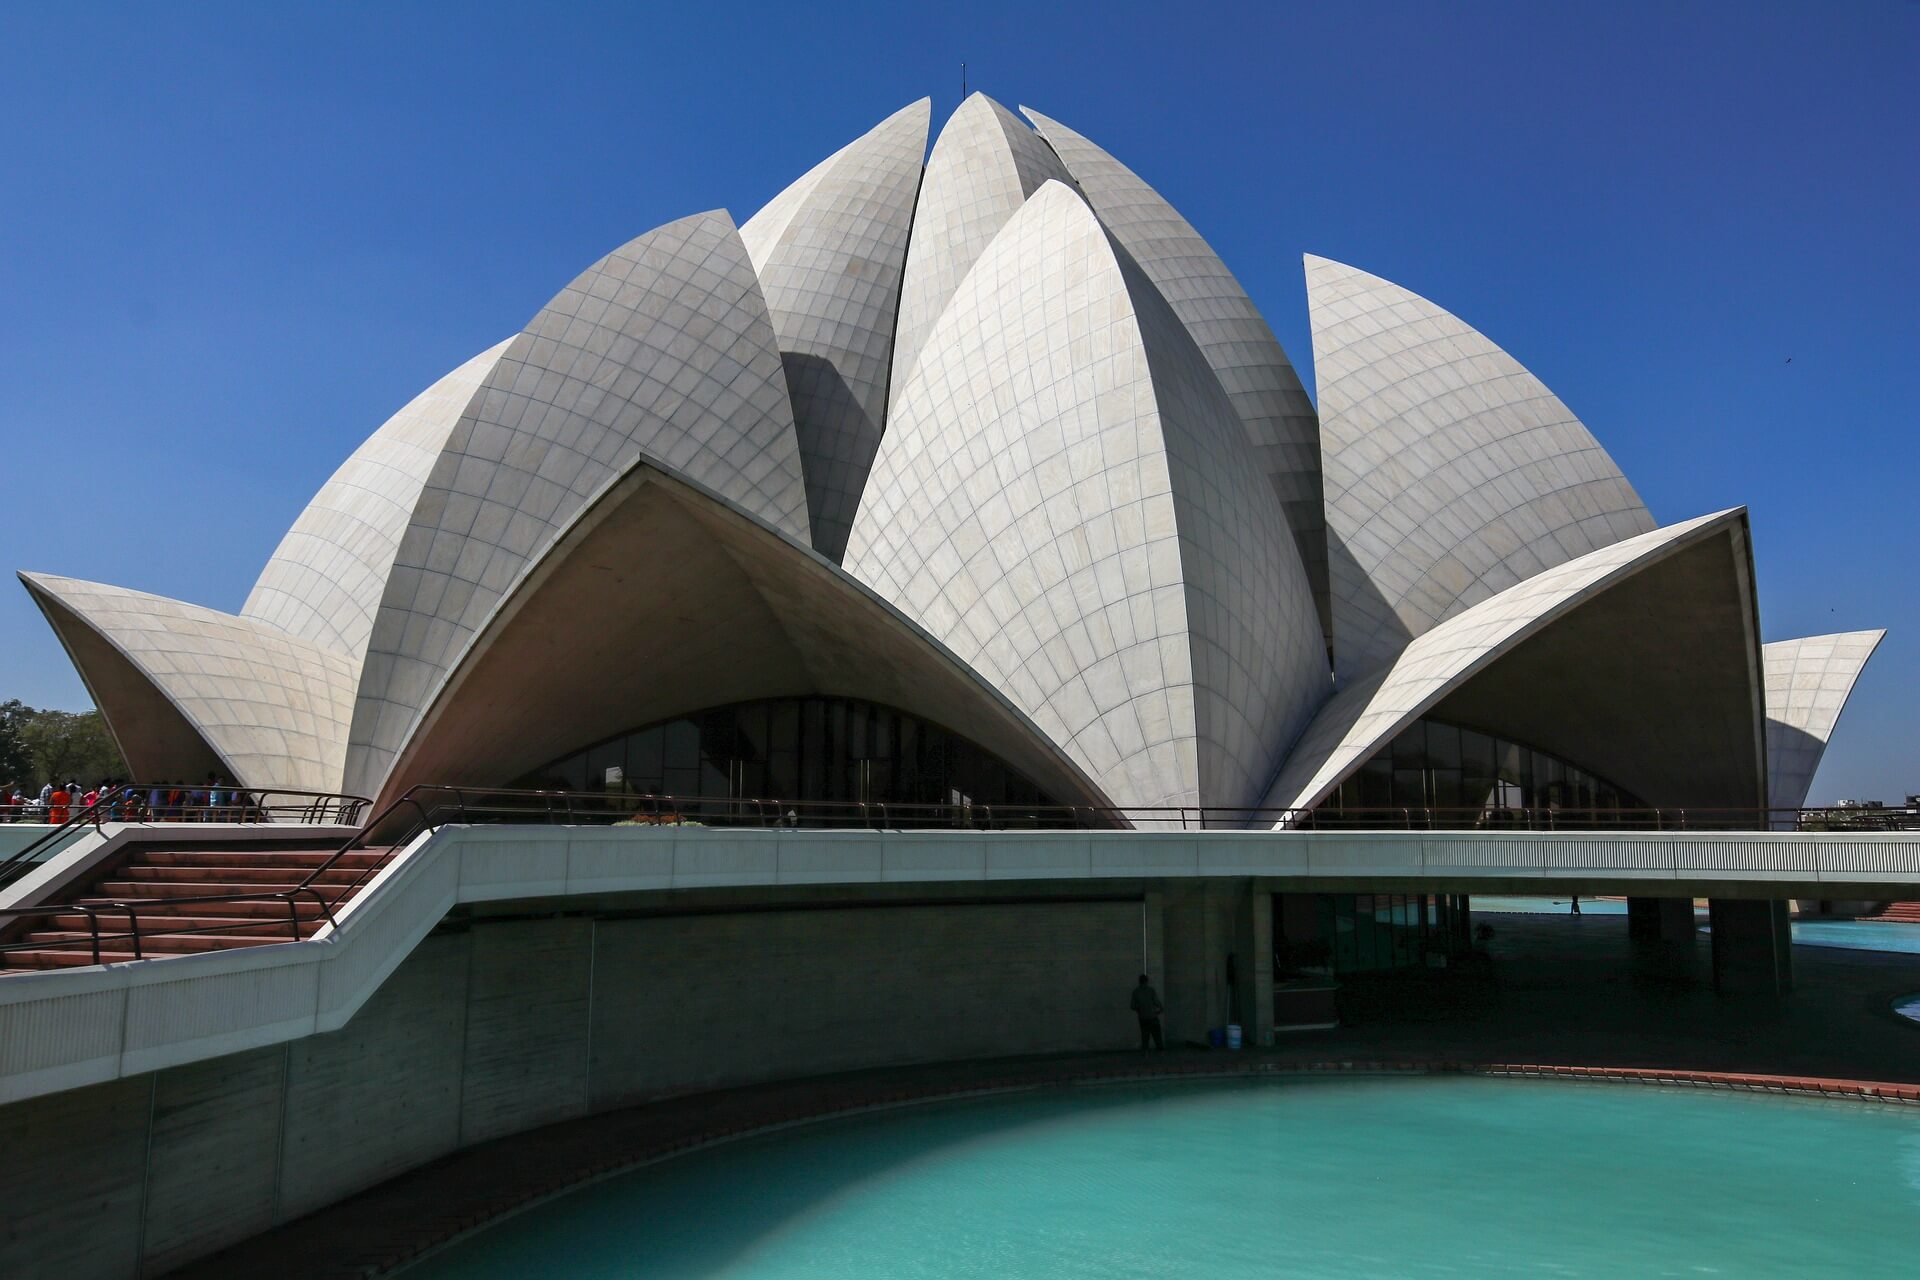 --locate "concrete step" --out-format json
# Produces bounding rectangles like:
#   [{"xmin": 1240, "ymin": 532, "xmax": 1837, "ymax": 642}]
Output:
[
  {"xmin": 91, "ymin": 881, "xmax": 357, "ymax": 901},
  {"xmin": 117, "ymin": 865, "xmax": 366, "ymax": 885},
  {"xmin": 135, "ymin": 849, "xmax": 386, "ymax": 869},
  {"xmin": 74, "ymin": 897, "xmax": 333, "ymax": 919},
  {"xmin": 42, "ymin": 913, "xmax": 326, "ymax": 937},
  {"xmin": 21, "ymin": 930, "xmax": 292, "ymax": 954}
]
